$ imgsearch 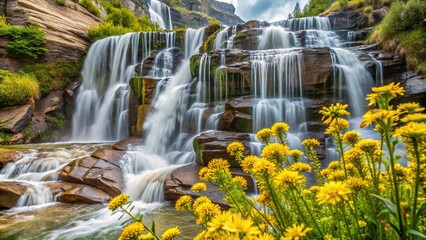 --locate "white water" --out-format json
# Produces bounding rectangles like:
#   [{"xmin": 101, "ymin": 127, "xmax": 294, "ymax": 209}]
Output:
[{"xmin": 148, "ymin": 0, "xmax": 173, "ymax": 31}]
